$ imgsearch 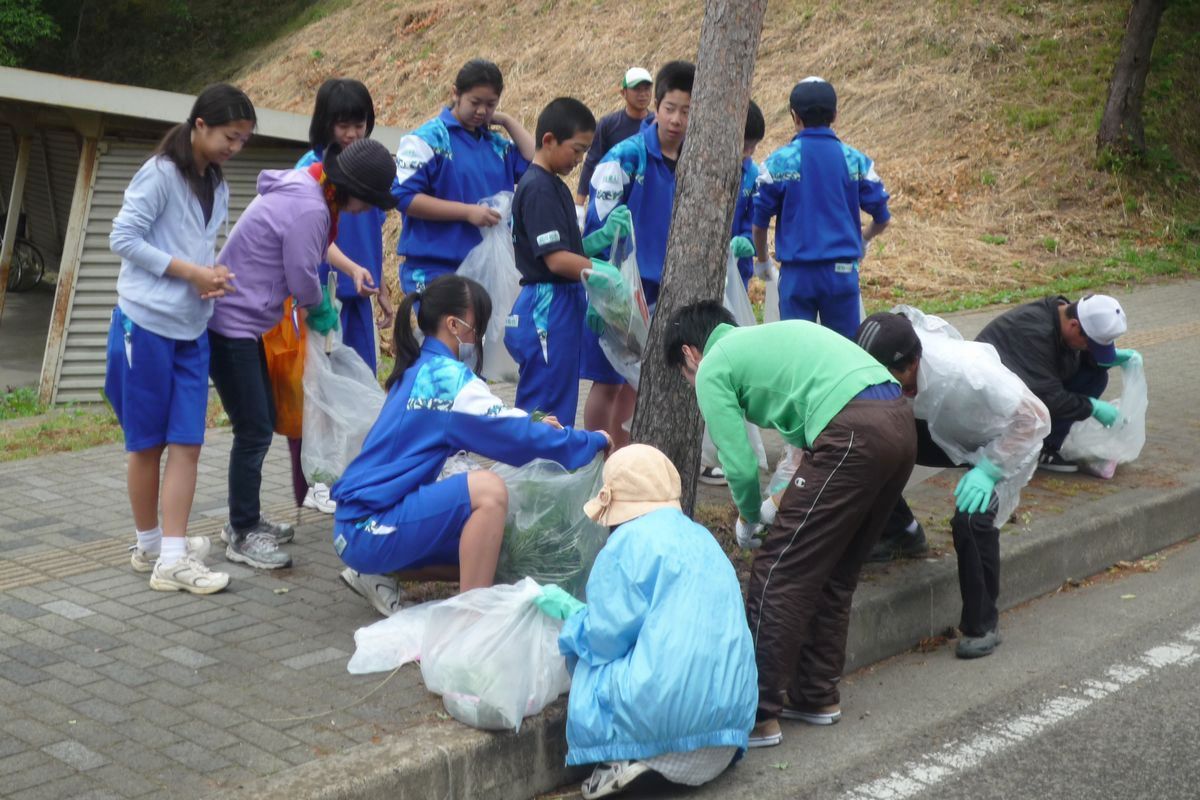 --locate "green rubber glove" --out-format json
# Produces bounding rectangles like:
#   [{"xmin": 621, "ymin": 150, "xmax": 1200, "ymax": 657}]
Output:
[
  {"xmin": 586, "ymin": 305, "xmax": 607, "ymax": 336},
  {"xmin": 730, "ymin": 236, "xmax": 756, "ymax": 259},
  {"xmin": 305, "ymin": 286, "xmax": 340, "ymax": 335},
  {"xmin": 532, "ymin": 584, "xmax": 585, "ymax": 621},
  {"xmin": 1089, "ymin": 397, "xmax": 1120, "ymax": 427},
  {"xmin": 584, "ymin": 259, "xmax": 624, "ymax": 336},
  {"xmin": 582, "ymin": 205, "xmax": 633, "ymax": 256},
  {"xmin": 954, "ymin": 457, "xmax": 1002, "ymax": 515},
  {"xmin": 1108, "ymin": 348, "xmax": 1141, "ymax": 367}
]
